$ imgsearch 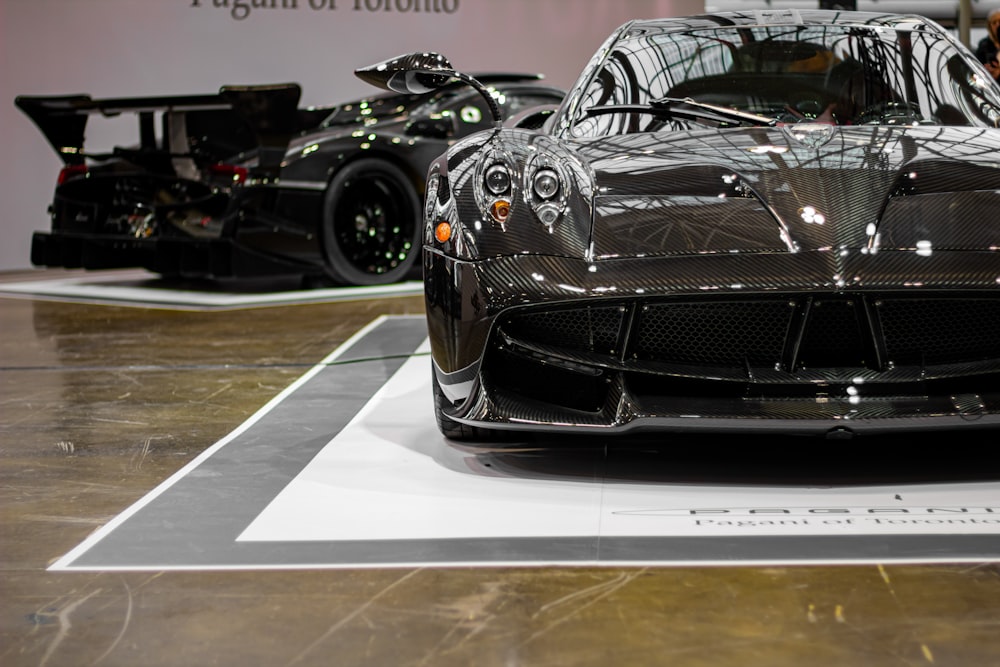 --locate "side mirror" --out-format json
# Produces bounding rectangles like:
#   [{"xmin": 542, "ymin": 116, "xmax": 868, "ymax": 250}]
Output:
[
  {"xmin": 355, "ymin": 52, "xmax": 456, "ymax": 94},
  {"xmin": 356, "ymin": 52, "xmax": 504, "ymax": 127}
]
